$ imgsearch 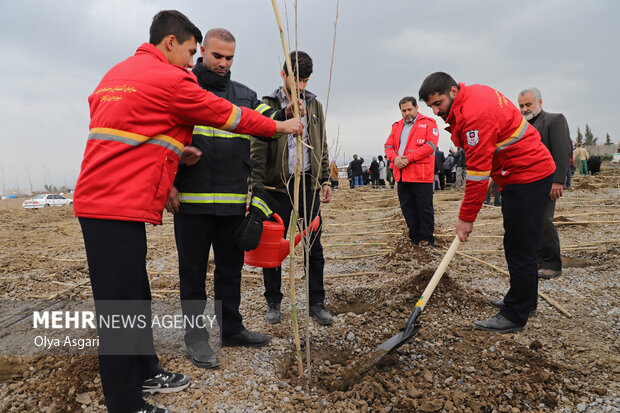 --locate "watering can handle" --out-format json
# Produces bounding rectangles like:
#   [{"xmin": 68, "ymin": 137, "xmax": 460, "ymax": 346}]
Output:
[
  {"xmin": 250, "ymin": 204, "xmax": 283, "ymax": 226},
  {"xmin": 272, "ymin": 213, "xmax": 284, "ymax": 226}
]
